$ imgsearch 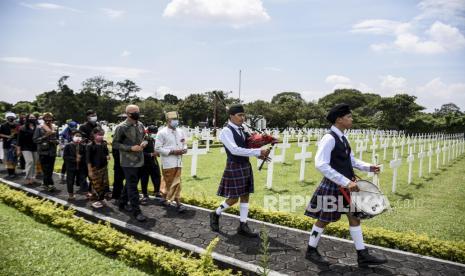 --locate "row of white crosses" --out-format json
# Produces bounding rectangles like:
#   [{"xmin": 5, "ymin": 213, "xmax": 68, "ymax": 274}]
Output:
[
  {"xmin": 183, "ymin": 126, "xmax": 465, "ymax": 190},
  {"xmin": 389, "ymin": 137, "xmax": 465, "ymax": 193}
]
